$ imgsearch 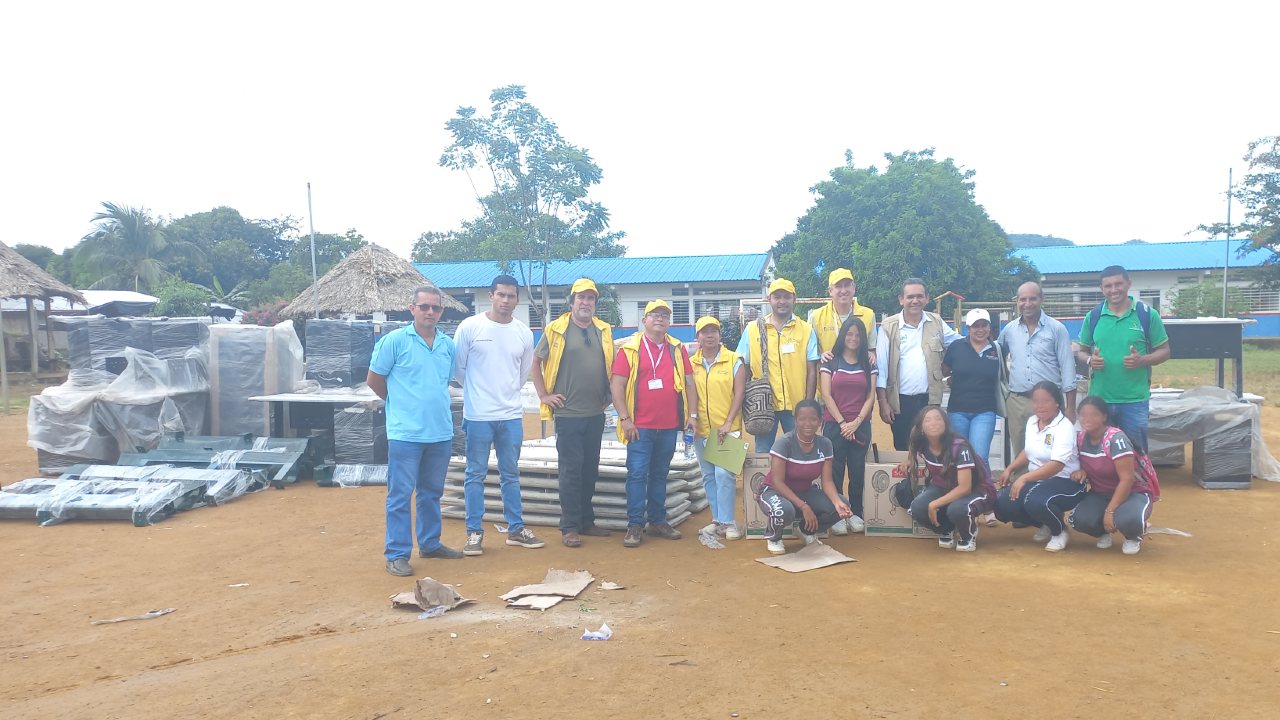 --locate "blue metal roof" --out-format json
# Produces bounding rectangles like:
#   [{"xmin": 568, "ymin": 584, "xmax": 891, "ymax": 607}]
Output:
[
  {"xmin": 1019, "ymin": 240, "xmax": 1272, "ymax": 275},
  {"xmin": 415, "ymin": 253, "xmax": 770, "ymax": 289}
]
